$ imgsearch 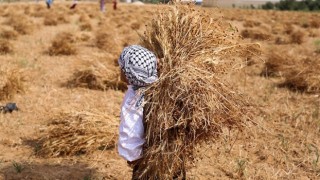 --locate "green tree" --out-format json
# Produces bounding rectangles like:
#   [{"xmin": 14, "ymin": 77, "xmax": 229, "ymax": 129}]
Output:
[
  {"xmin": 262, "ymin": 1, "xmax": 275, "ymax": 9},
  {"xmin": 277, "ymin": 0, "xmax": 296, "ymax": 11},
  {"xmin": 263, "ymin": 0, "xmax": 320, "ymax": 11}
]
